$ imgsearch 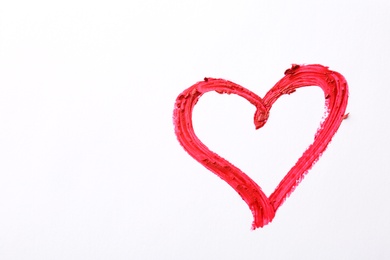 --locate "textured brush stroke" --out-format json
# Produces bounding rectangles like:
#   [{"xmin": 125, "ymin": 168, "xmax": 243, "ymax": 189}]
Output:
[{"xmin": 173, "ymin": 64, "xmax": 349, "ymax": 229}]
